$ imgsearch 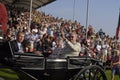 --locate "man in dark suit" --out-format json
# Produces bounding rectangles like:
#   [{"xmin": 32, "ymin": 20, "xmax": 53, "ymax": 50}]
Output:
[{"xmin": 10, "ymin": 31, "xmax": 26, "ymax": 53}]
